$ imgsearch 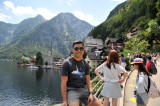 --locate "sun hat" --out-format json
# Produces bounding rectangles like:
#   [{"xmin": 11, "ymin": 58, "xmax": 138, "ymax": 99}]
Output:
[{"xmin": 131, "ymin": 58, "xmax": 143, "ymax": 64}]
